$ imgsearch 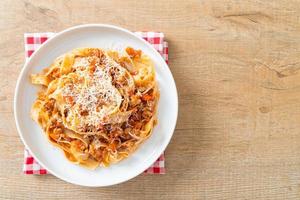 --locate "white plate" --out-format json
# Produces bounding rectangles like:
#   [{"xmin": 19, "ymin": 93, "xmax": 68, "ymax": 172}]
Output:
[{"xmin": 14, "ymin": 24, "xmax": 178, "ymax": 187}]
